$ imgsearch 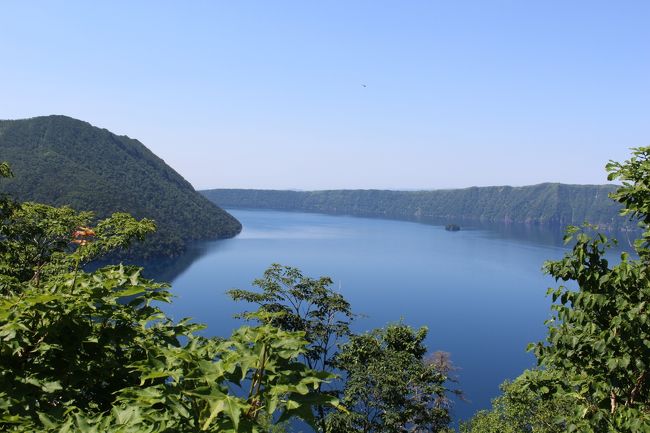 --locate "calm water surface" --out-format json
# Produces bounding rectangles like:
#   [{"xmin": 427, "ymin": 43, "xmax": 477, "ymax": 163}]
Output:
[{"xmin": 159, "ymin": 209, "xmax": 588, "ymax": 422}]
